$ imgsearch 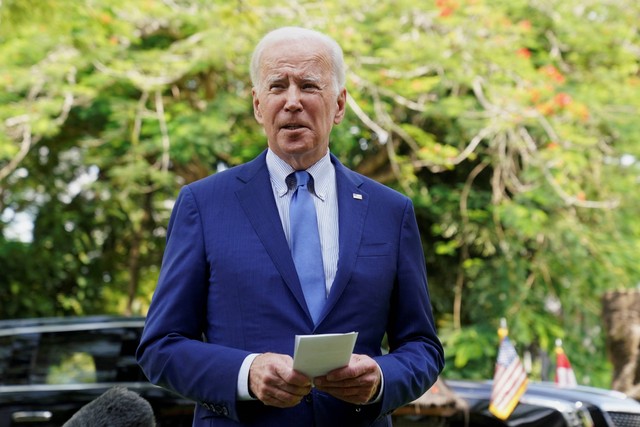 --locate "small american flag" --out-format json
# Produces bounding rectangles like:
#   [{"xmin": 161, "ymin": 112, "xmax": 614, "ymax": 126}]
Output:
[{"xmin": 489, "ymin": 328, "xmax": 528, "ymax": 420}]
